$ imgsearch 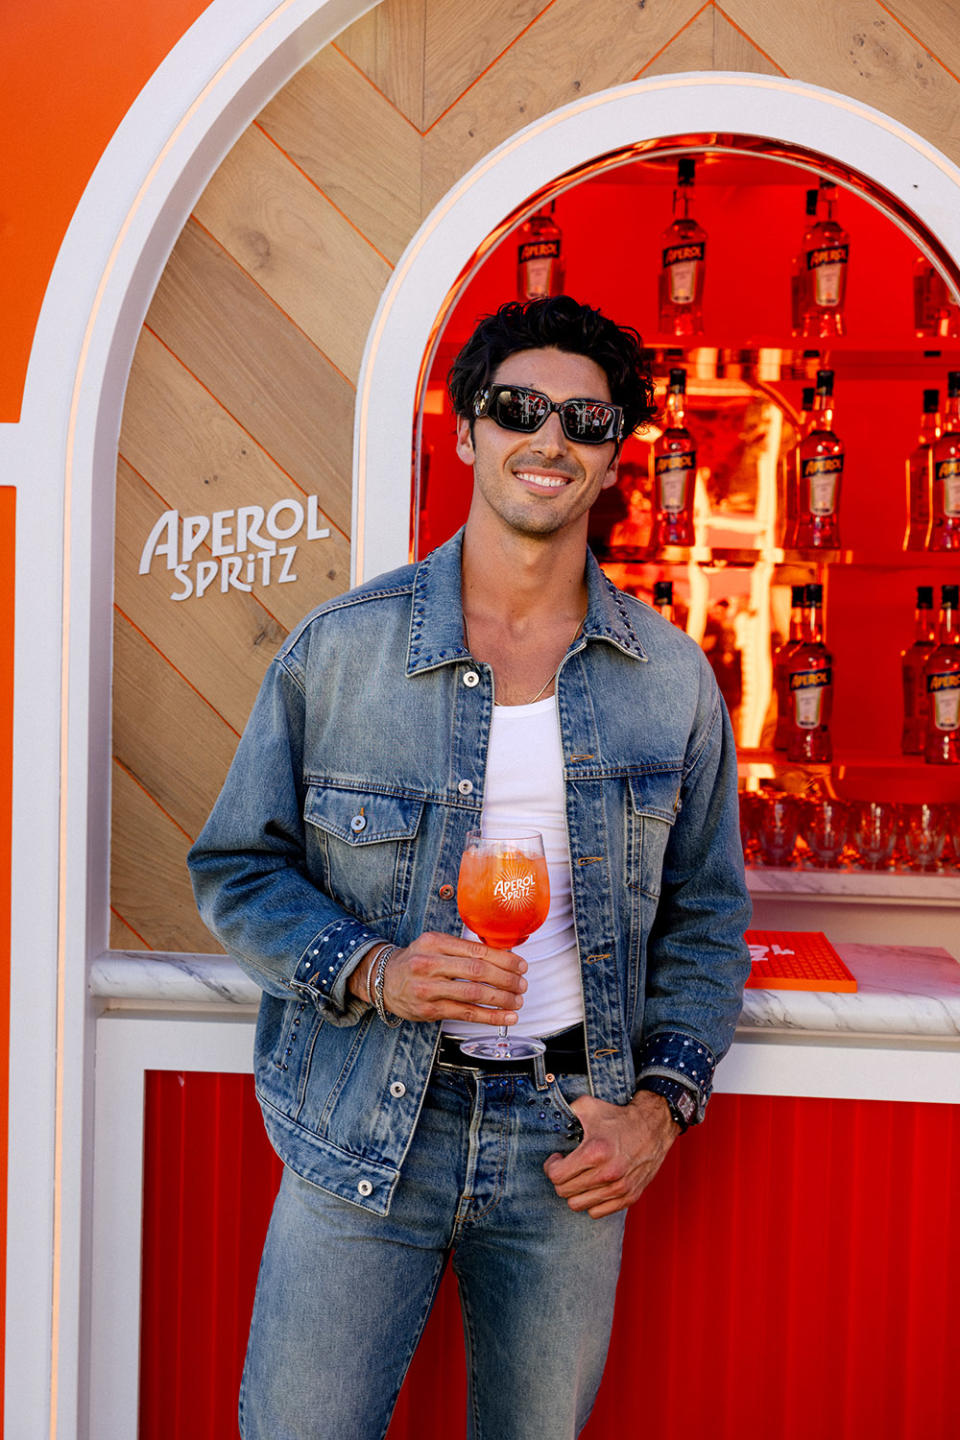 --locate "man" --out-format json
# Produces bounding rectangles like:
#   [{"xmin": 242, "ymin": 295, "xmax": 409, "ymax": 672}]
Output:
[{"xmin": 188, "ymin": 295, "xmax": 751, "ymax": 1439}]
